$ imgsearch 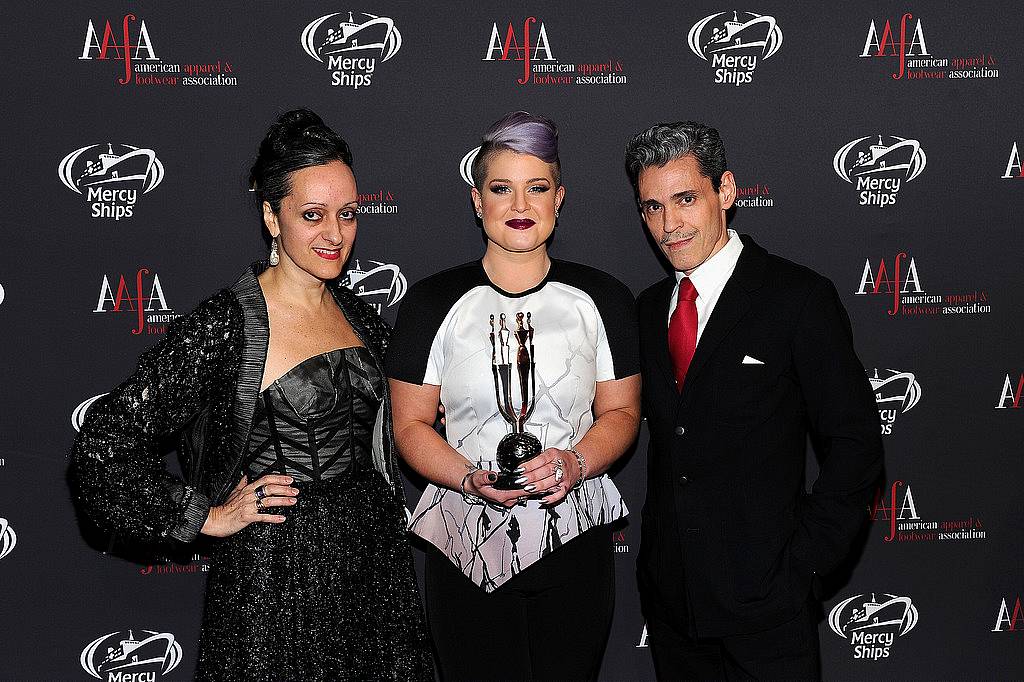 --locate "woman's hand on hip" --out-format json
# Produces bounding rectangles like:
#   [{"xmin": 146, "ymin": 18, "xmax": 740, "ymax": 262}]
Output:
[{"xmin": 200, "ymin": 474, "xmax": 298, "ymax": 537}]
